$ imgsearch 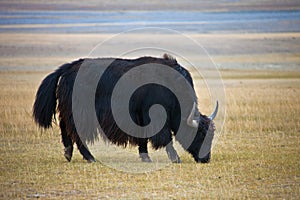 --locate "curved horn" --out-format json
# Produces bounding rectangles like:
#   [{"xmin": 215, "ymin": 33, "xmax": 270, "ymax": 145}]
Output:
[
  {"xmin": 208, "ymin": 101, "xmax": 219, "ymax": 120},
  {"xmin": 187, "ymin": 102, "xmax": 199, "ymax": 128}
]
